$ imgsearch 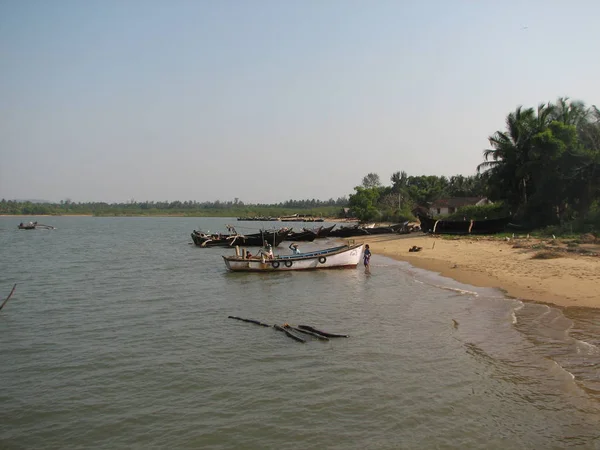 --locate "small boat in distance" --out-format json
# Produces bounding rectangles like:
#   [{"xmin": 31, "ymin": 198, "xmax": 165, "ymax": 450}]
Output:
[
  {"xmin": 222, "ymin": 243, "xmax": 365, "ymax": 272},
  {"xmin": 18, "ymin": 221, "xmax": 55, "ymax": 230}
]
